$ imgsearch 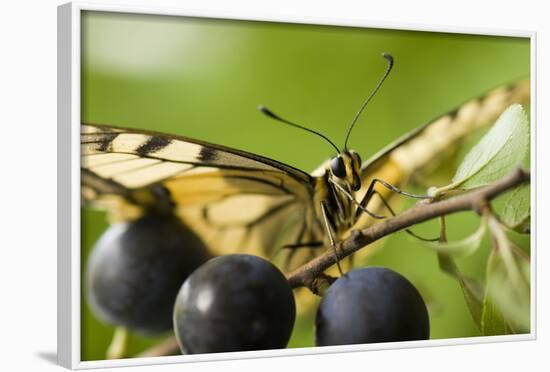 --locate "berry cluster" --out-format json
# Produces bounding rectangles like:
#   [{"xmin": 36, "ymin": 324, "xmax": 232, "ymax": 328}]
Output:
[{"xmin": 86, "ymin": 216, "xmax": 430, "ymax": 354}]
